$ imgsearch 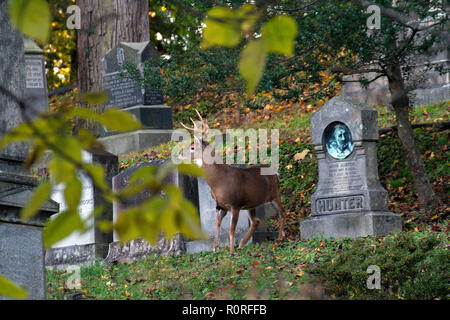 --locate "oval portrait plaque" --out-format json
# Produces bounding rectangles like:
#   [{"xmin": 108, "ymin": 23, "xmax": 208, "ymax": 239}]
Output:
[{"xmin": 323, "ymin": 122, "xmax": 354, "ymax": 160}]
